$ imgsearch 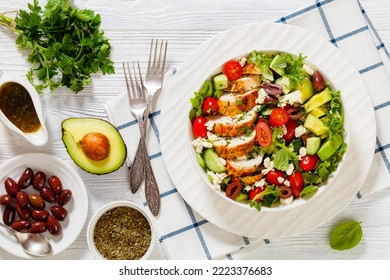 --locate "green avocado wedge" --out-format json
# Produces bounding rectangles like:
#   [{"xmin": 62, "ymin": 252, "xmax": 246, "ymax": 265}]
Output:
[{"xmin": 61, "ymin": 118, "xmax": 127, "ymax": 175}]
